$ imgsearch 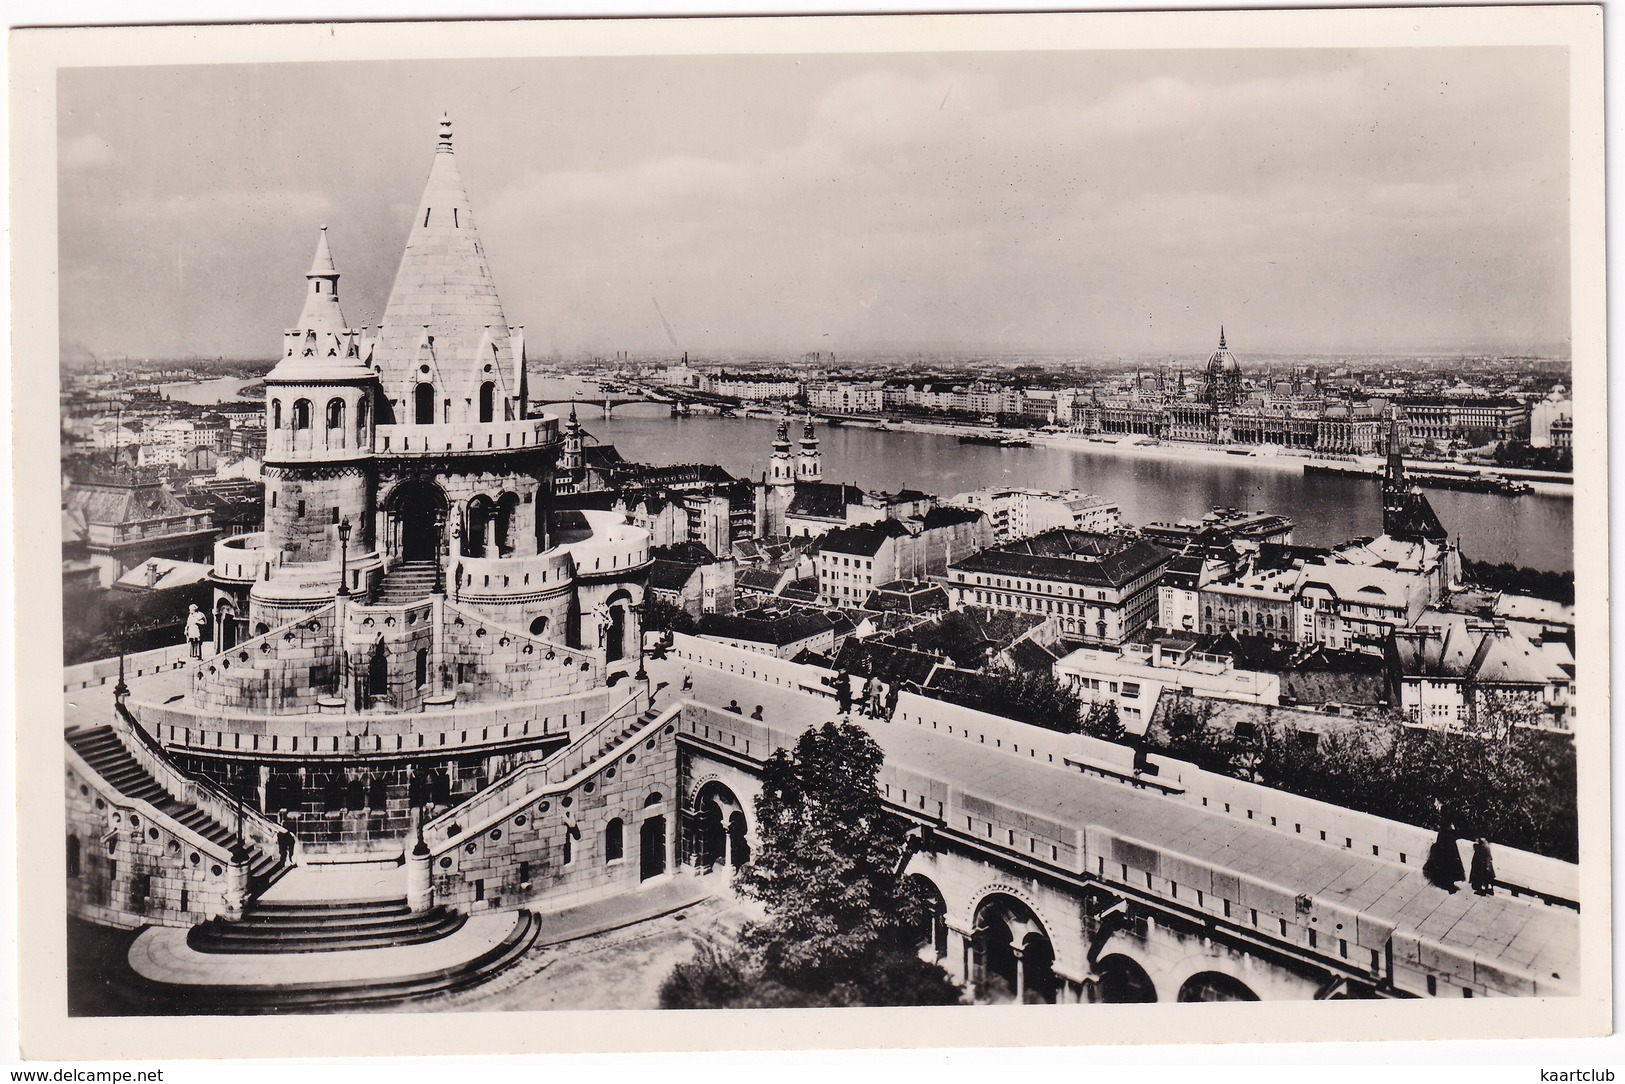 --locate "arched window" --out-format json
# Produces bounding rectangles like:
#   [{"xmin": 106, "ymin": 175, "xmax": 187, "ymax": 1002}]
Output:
[
  {"xmin": 415, "ymin": 383, "xmax": 435, "ymax": 425},
  {"xmin": 272, "ymin": 400, "xmax": 283, "ymax": 429},
  {"xmin": 356, "ymin": 395, "xmax": 368, "ymax": 432},
  {"xmin": 1264, "ymin": 613, "xmax": 1274, "ymax": 629},
  {"xmin": 479, "ymin": 382, "xmax": 496, "ymax": 424},
  {"xmin": 326, "ymin": 398, "xmax": 345, "ymax": 429},
  {"xmin": 415, "ymin": 649, "xmax": 428, "ymax": 687},
  {"xmin": 605, "ymin": 818, "xmax": 624, "ymax": 862},
  {"xmin": 66, "ymin": 835, "xmax": 80, "ymax": 877},
  {"xmin": 1203, "ymin": 605, "xmax": 1212, "ymax": 619},
  {"xmin": 292, "ymin": 399, "xmax": 312, "ymax": 430}
]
